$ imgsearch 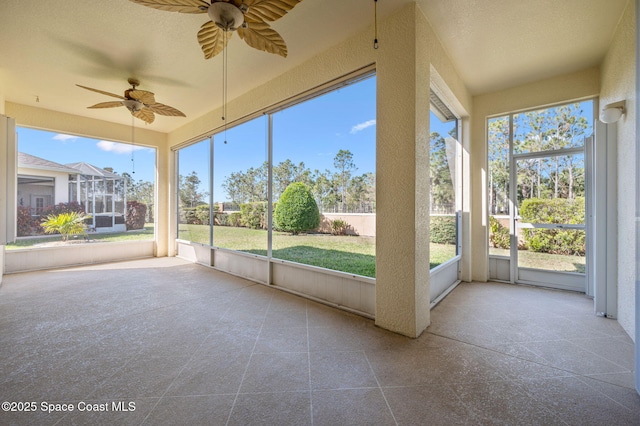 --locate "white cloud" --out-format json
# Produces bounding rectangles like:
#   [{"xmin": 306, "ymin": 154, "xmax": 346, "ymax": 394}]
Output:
[
  {"xmin": 96, "ymin": 140, "xmax": 148, "ymax": 154},
  {"xmin": 350, "ymin": 119, "xmax": 376, "ymax": 134},
  {"xmin": 53, "ymin": 134, "xmax": 78, "ymax": 141}
]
